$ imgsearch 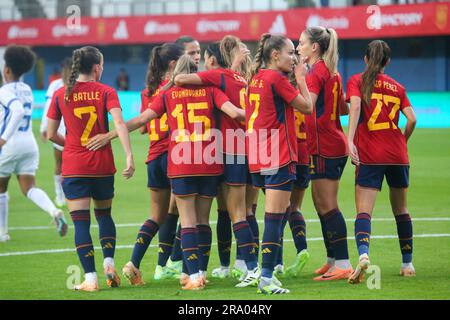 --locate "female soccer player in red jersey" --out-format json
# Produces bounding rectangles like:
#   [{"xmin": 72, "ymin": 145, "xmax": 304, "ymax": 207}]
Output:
[
  {"xmin": 247, "ymin": 33, "xmax": 312, "ymax": 294},
  {"xmin": 119, "ymin": 43, "xmax": 185, "ymax": 285},
  {"xmin": 151, "ymin": 56, "xmax": 245, "ymax": 290},
  {"xmin": 47, "ymin": 46, "xmax": 135, "ymax": 292},
  {"xmin": 88, "ymin": 55, "xmax": 244, "ymax": 290},
  {"xmin": 346, "ymin": 40, "xmax": 417, "ymax": 284},
  {"xmin": 297, "ymin": 27, "xmax": 352, "ymax": 281},
  {"xmin": 174, "ymin": 37, "xmax": 260, "ymax": 285}
]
